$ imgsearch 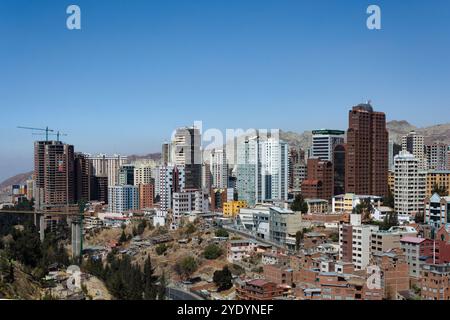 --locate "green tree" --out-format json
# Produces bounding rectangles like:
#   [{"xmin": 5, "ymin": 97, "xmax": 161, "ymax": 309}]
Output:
[
  {"xmin": 203, "ymin": 244, "xmax": 223, "ymax": 260},
  {"xmin": 157, "ymin": 271, "xmax": 167, "ymax": 300},
  {"xmin": 291, "ymin": 194, "xmax": 308, "ymax": 213},
  {"xmin": 175, "ymin": 256, "xmax": 198, "ymax": 279},
  {"xmin": 185, "ymin": 223, "xmax": 196, "ymax": 235},
  {"xmin": 295, "ymin": 230, "xmax": 304, "ymax": 251},
  {"xmin": 155, "ymin": 243, "xmax": 167, "ymax": 256},
  {"xmin": 119, "ymin": 230, "xmax": 127, "ymax": 244},
  {"xmin": 213, "ymin": 266, "xmax": 233, "ymax": 292},
  {"xmin": 143, "ymin": 256, "xmax": 158, "ymax": 300},
  {"xmin": 353, "ymin": 198, "xmax": 373, "ymax": 221},
  {"xmin": 215, "ymin": 228, "xmax": 229, "ymax": 238}
]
